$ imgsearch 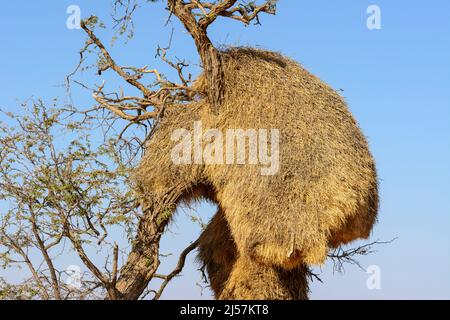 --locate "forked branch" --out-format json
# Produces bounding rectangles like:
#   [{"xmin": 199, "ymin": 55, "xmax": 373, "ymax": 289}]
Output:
[
  {"xmin": 79, "ymin": 16, "xmax": 196, "ymax": 123},
  {"xmin": 167, "ymin": 0, "xmax": 277, "ymax": 113}
]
